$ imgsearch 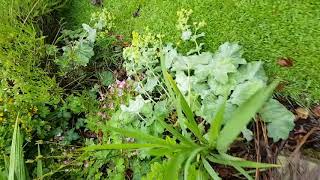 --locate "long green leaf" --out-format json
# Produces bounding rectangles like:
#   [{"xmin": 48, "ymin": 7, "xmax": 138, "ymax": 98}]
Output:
[
  {"xmin": 158, "ymin": 119, "xmax": 197, "ymax": 147},
  {"xmin": 147, "ymin": 147, "xmax": 178, "ymax": 156},
  {"xmin": 82, "ymin": 143, "xmax": 166, "ymax": 151},
  {"xmin": 202, "ymin": 158, "xmax": 221, "ymax": 180},
  {"xmin": 207, "ymin": 98, "xmax": 226, "ymax": 146},
  {"xmin": 216, "ymin": 80, "xmax": 279, "ymax": 152},
  {"xmin": 207, "ymin": 155, "xmax": 280, "ymax": 168},
  {"xmin": 184, "ymin": 147, "xmax": 206, "ymax": 180},
  {"xmin": 106, "ymin": 125, "xmax": 168, "ymax": 145},
  {"xmin": 232, "ymin": 164, "xmax": 253, "ymax": 180},
  {"xmin": 9, "ymin": 115, "xmax": 27, "ymax": 180},
  {"xmin": 164, "ymin": 153, "xmax": 188, "ymax": 180},
  {"xmin": 163, "ymin": 71, "xmax": 206, "ymax": 143},
  {"xmin": 37, "ymin": 144, "xmax": 43, "ymax": 180}
]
